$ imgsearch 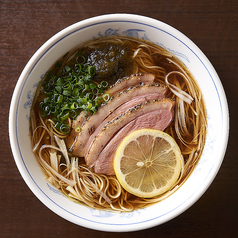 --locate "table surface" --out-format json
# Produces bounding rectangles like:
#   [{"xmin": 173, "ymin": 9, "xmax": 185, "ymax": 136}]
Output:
[{"xmin": 1, "ymin": 1, "xmax": 237, "ymax": 237}]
